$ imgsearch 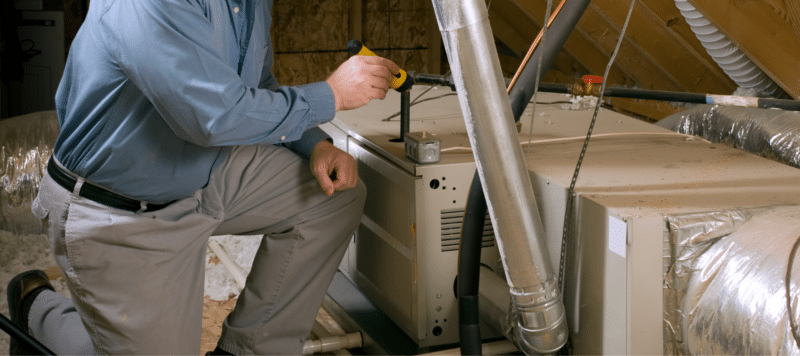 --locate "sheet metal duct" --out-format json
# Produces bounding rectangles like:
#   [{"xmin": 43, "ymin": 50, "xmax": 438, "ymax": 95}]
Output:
[
  {"xmin": 430, "ymin": 0, "xmax": 567, "ymax": 353},
  {"xmin": 0, "ymin": 111, "xmax": 57, "ymax": 235},
  {"xmin": 664, "ymin": 206, "xmax": 800, "ymax": 355},
  {"xmin": 657, "ymin": 105, "xmax": 800, "ymax": 168}
]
